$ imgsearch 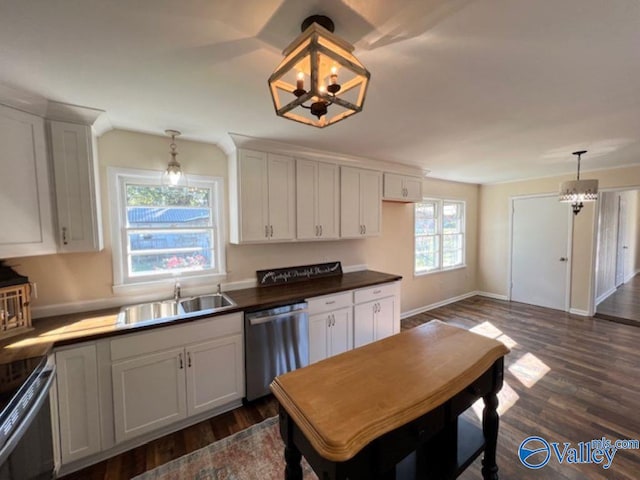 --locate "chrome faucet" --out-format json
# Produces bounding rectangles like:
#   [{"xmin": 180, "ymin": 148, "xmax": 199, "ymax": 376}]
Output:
[{"xmin": 174, "ymin": 281, "xmax": 181, "ymax": 301}]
